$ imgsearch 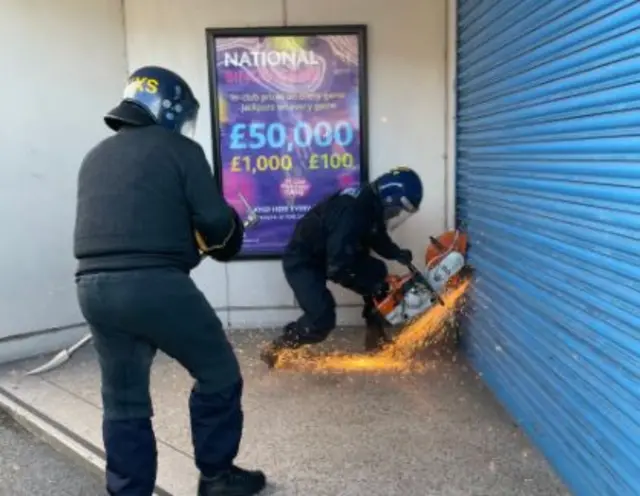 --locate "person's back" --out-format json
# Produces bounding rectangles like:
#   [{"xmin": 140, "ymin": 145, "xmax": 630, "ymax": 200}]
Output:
[
  {"xmin": 75, "ymin": 125, "xmax": 203, "ymax": 275},
  {"xmin": 284, "ymin": 186, "xmax": 381, "ymax": 271}
]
